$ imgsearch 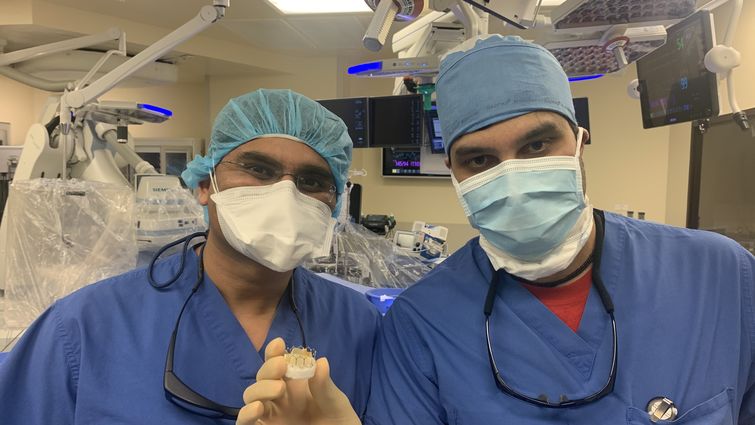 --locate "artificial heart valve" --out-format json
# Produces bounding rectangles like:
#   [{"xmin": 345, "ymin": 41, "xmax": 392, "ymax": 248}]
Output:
[
  {"xmin": 209, "ymin": 176, "xmax": 336, "ymax": 272},
  {"xmin": 452, "ymin": 128, "xmax": 594, "ymax": 281}
]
